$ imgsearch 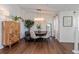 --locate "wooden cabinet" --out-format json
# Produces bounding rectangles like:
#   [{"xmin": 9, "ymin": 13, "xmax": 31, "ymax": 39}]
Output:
[{"xmin": 2, "ymin": 21, "xmax": 20, "ymax": 48}]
